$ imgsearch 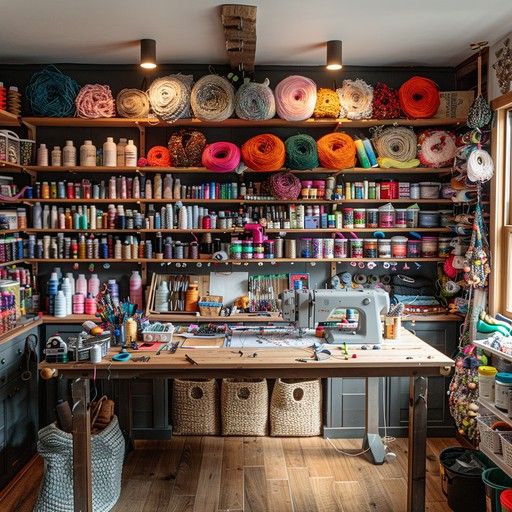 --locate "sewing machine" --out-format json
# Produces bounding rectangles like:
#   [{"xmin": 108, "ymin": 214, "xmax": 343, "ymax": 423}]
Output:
[{"xmin": 281, "ymin": 288, "xmax": 390, "ymax": 344}]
